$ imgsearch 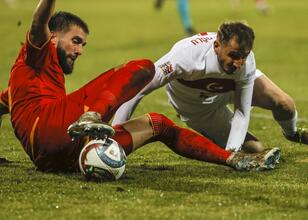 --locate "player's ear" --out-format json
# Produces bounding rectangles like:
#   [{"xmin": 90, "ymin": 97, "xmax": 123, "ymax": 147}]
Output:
[
  {"xmin": 214, "ymin": 40, "xmax": 220, "ymax": 54},
  {"xmin": 50, "ymin": 31, "xmax": 58, "ymax": 45}
]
